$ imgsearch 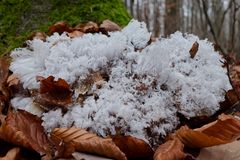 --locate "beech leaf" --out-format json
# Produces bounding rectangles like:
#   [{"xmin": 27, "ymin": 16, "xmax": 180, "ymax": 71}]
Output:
[
  {"xmin": 7, "ymin": 74, "xmax": 20, "ymax": 87},
  {"xmin": 28, "ymin": 32, "xmax": 47, "ymax": 41},
  {"xmin": 67, "ymin": 30, "xmax": 84, "ymax": 38},
  {"xmin": 0, "ymin": 58, "xmax": 10, "ymax": 113},
  {"xmin": 189, "ymin": 41, "xmax": 199, "ymax": 58},
  {"xmin": 99, "ymin": 20, "xmax": 121, "ymax": 32},
  {"xmin": 0, "ymin": 147, "xmax": 20, "ymax": 160},
  {"xmin": 34, "ymin": 76, "xmax": 72, "ymax": 108},
  {"xmin": 51, "ymin": 127, "xmax": 127, "ymax": 160},
  {"xmin": 82, "ymin": 22, "xmax": 99, "ymax": 33},
  {"xmin": 197, "ymin": 140, "xmax": 240, "ymax": 160},
  {"xmin": 112, "ymin": 135, "xmax": 154, "ymax": 159},
  {"xmin": 0, "ymin": 110, "xmax": 53, "ymax": 157},
  {"xmin": 176, "ymin": 114, "xmax": 240, "ymax": 148},
  {"xmin": 153, "ymin": 137, "xmax": 186, "ymax": 160},
  {"xmin": 72, "ymin": 152, "xmax": 113, "ymax": 160},
  {"xmin": 75, "ymin": 22, "xmax": 99, "ymax": 33},
  {"xmin": 49, "ymin": 21, "xmax": 71, "ymax": 34},
  {"xmin": 0, "ymin": 58, "xmax": 10, "ymax": 97}
]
